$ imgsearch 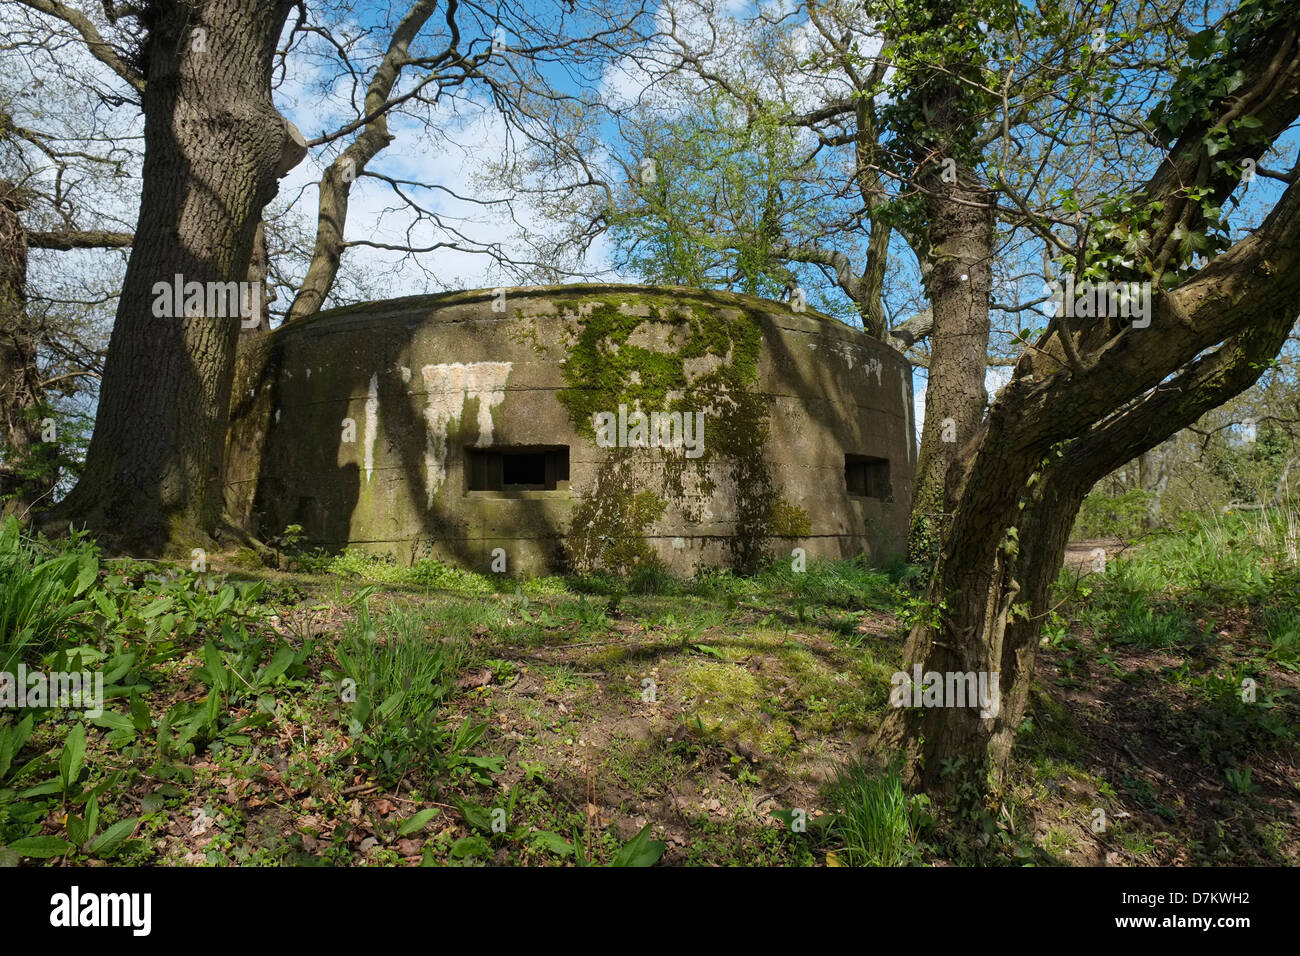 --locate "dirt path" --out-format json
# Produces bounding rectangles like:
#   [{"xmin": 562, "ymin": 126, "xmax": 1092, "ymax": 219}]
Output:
[{"xmin": 1062, "ymin": 537, "xmax": 1128, "ymax": 574}]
